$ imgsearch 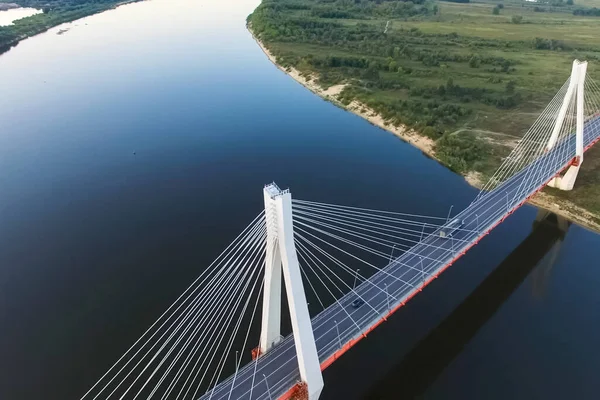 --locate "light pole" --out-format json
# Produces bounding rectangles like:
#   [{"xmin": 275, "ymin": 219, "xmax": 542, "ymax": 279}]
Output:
[
  {"xmin": 334, "ymin": 319, "xmax": 341, "ymax": 349},
  {"xmin": 384, "ymin": 283, "xmax": 390, "ymax": 311},
  {"xmin": 420, "ymin": 223, "xmax": 426, "ymax": 241},
  {"xmin": 420, "ymin": 256, "xmax": 425, "ymax": 282},
  {"xmin": 476, "ymin": 213, "xmax": 479, "ymax": 231},
  {"xmin": 227, "ymin": 350, "xmax": 241, "ymax": 400},
  {"xmin": 263, "ymin": 374, "xmax": 273, "ymax": 400},
  {"xmin": 352, "ymin": 268, "xmax": 360, "ymax": 290},
  {"xmin": 446, "ymin": 205, "xmax": 454, "ymax": 223},
  {"xmin": 389, "ymin": 245, "xmax": 396, "ymax": 263}
]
